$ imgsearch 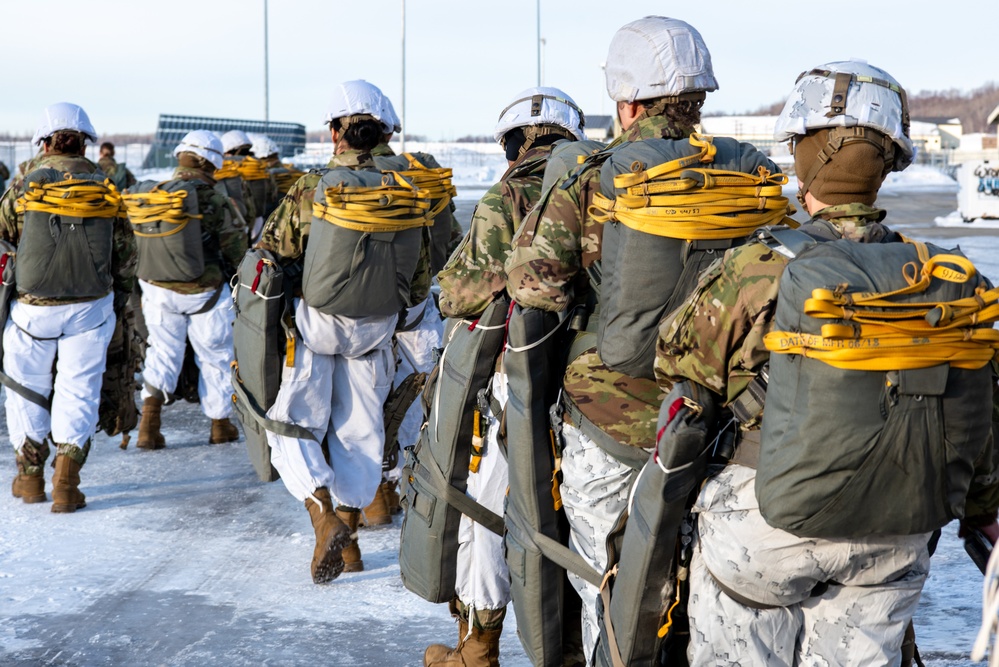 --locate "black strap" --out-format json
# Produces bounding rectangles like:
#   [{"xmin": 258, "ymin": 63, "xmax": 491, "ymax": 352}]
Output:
[{"xmin": 0, "ymin": 369, "xmax": 51, "ymax": 410}]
